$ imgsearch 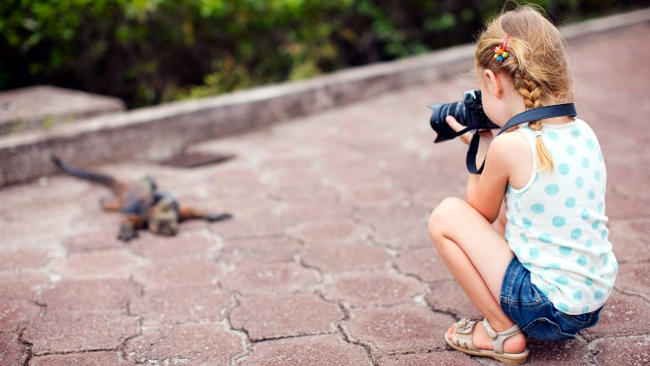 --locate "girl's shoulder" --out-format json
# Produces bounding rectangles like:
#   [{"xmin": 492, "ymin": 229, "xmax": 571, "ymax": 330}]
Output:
[
  {"xmin": 488, "ymin": 129, "xmax": 532, "ymax": 177},
  {"xmin": 490, "ymin": 128, "xmax": 530, "ymax": 159}
]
